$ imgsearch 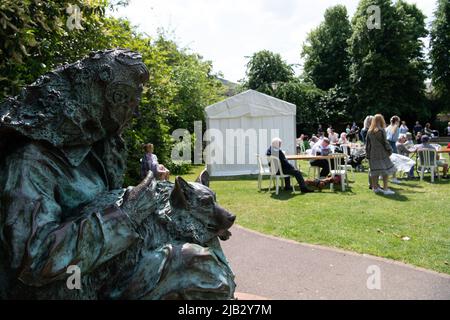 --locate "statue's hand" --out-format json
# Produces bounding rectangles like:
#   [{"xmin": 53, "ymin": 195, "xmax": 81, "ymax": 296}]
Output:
[{"xmin": 121, "ymin": 171, "xmax": 156, "ymax": 225}]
